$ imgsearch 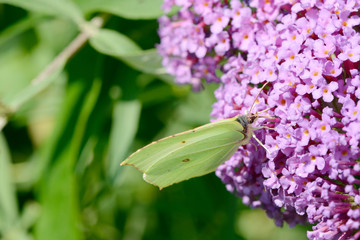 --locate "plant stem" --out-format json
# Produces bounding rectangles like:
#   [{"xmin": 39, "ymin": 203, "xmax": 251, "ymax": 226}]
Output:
[
  {"xmin": 32, "ymin": 16, "xmax": 104, "ymax": 85},
  {"xmin": 0, "ymin": 16, "xmax": 105, "ymax": 131}
]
